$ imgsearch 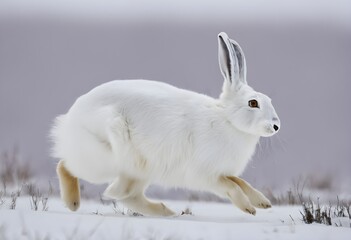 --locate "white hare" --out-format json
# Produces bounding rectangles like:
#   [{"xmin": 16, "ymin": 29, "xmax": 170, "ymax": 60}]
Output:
[{"xmin": 51, "ymin": 32, "xmax": 280, "ymax": 216}]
